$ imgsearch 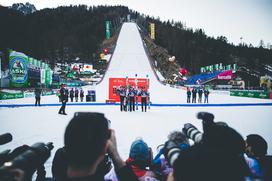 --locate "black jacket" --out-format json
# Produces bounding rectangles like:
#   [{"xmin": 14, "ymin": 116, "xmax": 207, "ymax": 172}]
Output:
[
  {"xmin": 52, "ymin": 147, "xmax": 139, "ymax": 181},
  {"xmin": 60, "ymin": 88, "xmax": 67, "ymax": 102}
]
